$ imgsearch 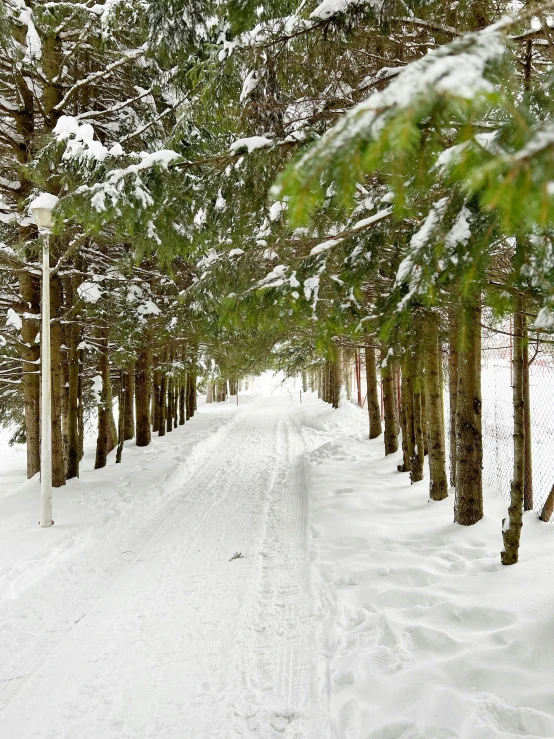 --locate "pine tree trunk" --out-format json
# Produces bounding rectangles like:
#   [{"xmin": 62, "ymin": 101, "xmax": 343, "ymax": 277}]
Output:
[
  {"xmin": 502, "ymin": 301, "xmax": 526, "ymax": 564},
  {"xmin": 355, "ymin": 352, "xmax": 362, "ymax": 406},
  {"xmin": 50, "ymin": 274, "xmax": 66, "ymax": 487},
  {"xmin": 66, "ymin": 289, "xmax": 80, "ymax": 479},
  {"xmin": 158, "ymin": 370, "xmax": 167, "ymax": 437},
  {"xmin": 19, "ymin": 265, "xmax": 41, "ymax": 478},
  {"xmin": 60, "ymin": 321, "xmax": 69, "ymax": 475},
  {"xmin": 123, "ymin": 364, "xmax": 135, "ymax": 440},
  {"xmin": 344, "ymin": 349, "xmax": 352, "ymax": 401},
  {"xmin": 424, "ymin": 314, "xmax": 448, "ymax": 501},
  {"xmin": 410, "ymin": 340, "xmax": 425, "ymax": 483},
  {"xmin": 167, "ymin": 374, "xmax": 174, "ymax": 432},
  {"xmin": 522, "ymin": 321, "xmax": 533, "ymax": 511},
  {"xmin": 135, "ymin": 347, "xmax": 152, "ymax": 447},
  {"xmin": 400, "ymin": 350, "xmax": 414, "ymax": 473},
  {"xmin": 365, "ymin": 343, "xmax": 382, "ymax": 439},
  {"xmin": 78, "ymin": 345, "xmax": 84, "ymax": 461},
  {"xmin": 330, "ymin": 356, "xmax": 341, "ymax": 408},
  {"xmin": 448, "ymin": 309, "xmax": 459, "ymax": 488},
  {"xmin": 207, "ymin": 382, "xmax": 214, "ymax": 403},
  {"xmin": 116, "ymin": 371, "xmax": 126, "ymax": 464},
  {"xmin": 152, "ymin": 361, "xmax": 161, "ymax": 432},
  {"xmin": 94, "ymin": 328, "xmax": 115, "ymax": 468},
  {"xmin": 179, "ymin": 380, "xmax": 186, "ymax": 423},
  {"xmin": 454, "ymin": 299, "xmax": 483, "ymax": 526},
  {"xmin": 380, "ymin": 348, "xmax": 399, "ymax": 455},
  {"xmin": 540, "ymin": 486, "xmax": 554, "ymax": 522},
  {"xmin": 187, "ymin": 372, "xmax": 196, "ymax": 418}
]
